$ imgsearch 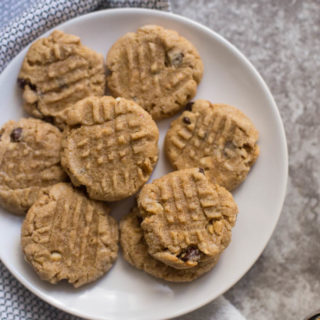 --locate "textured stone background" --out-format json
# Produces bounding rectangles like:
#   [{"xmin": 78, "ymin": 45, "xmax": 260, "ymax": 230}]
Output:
[{"xmin": 172, "ymin": 0, "xmax": 320, "ymax": 319}]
